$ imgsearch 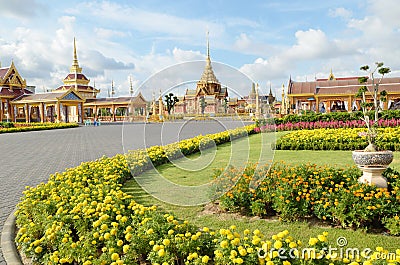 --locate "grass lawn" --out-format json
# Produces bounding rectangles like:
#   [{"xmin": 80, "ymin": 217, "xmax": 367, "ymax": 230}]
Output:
[{"xmin": 123, "ymin": 132, "xmax": 400, "ymax": 251}]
